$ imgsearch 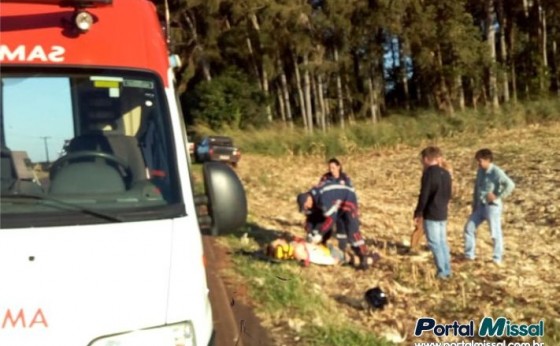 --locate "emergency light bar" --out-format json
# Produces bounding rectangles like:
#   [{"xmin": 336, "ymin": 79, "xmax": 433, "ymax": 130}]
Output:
[
  {"xmin": 1, "ymin": 0, "xmax": 113, "ymax": 32},
  {"xmin": 0, "ymin": 0, "xmax": 112, "ymax": 8}
]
